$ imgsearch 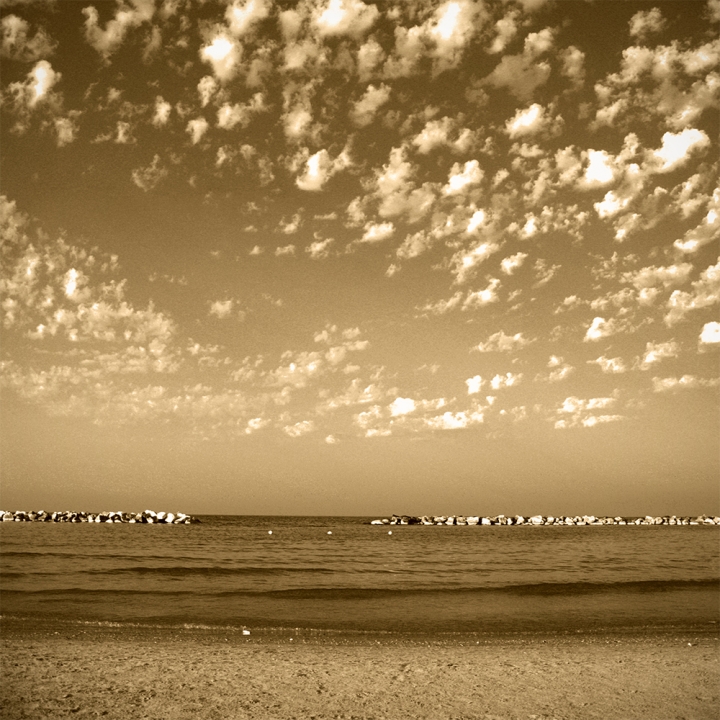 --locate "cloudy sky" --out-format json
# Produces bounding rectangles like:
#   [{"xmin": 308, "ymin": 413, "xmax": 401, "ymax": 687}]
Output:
[{"xmin": 1, "ymin": 0, "xmax": 718, "ymax": 516}]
